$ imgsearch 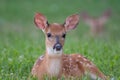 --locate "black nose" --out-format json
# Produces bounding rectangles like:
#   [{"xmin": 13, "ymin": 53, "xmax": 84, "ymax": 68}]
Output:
[{"xmin": 54, "ymin": 43, "xmax": 62, "ymax": 51}]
